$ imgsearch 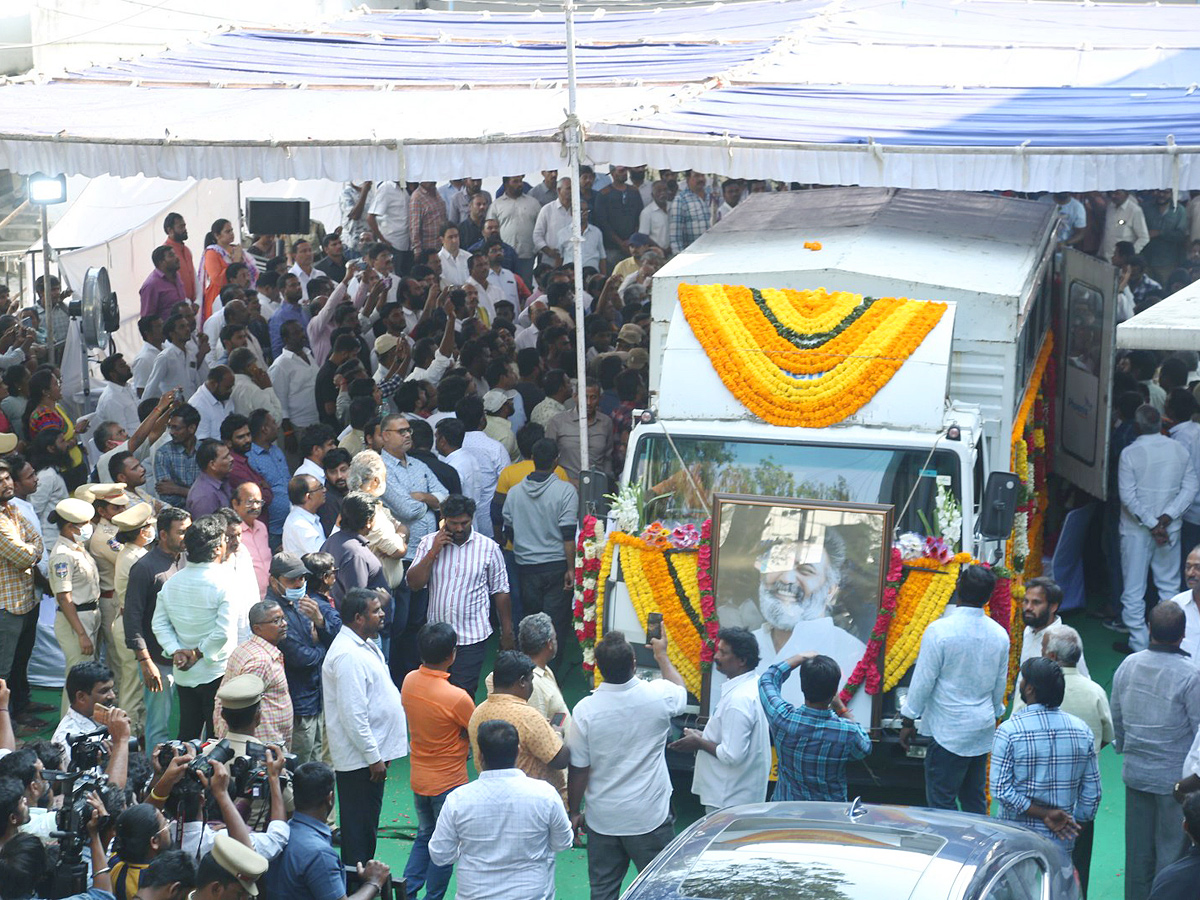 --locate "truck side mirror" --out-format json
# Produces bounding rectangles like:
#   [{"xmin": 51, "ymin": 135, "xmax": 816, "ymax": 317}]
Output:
[{"xmin": 978, "ymin": 471, "xmax": 1020, "ymax": 540}]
